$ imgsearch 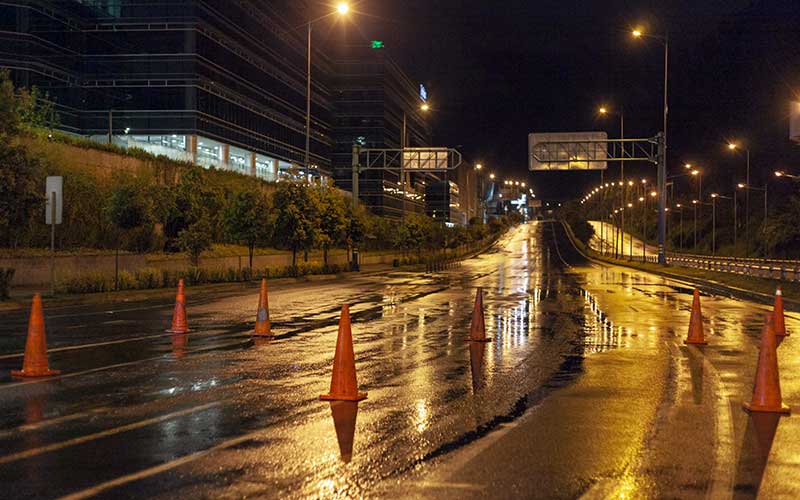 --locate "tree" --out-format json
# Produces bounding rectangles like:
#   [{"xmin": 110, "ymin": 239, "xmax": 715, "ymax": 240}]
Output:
[
  {"xmin": 0, "ymin": 143, "xmax": 44, "ymax": 248},
  {"xmin": 108, "ymin": 180, "xmax": 152, "ymax": 288},
  {"xmin": 272, "ymin": 183, "xmax": 319, "ymax": 267},
  {"xmin": 224, "ymin": 189, "xmax": 272, "ymax": 268},
  {"xmin": 178, "ymin": 217, "xmax": 213, "ymax": 267},
  {"xmin": 0, "ymin": 70, "xmax": 19, "ymax": 137},
  {"xmin": 399, "ymin": 214, "xmax": 432, "ymax": 258},
  {"xmin": 314, "ymin": 186, "xmax": 347, "ymax": 266}
]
